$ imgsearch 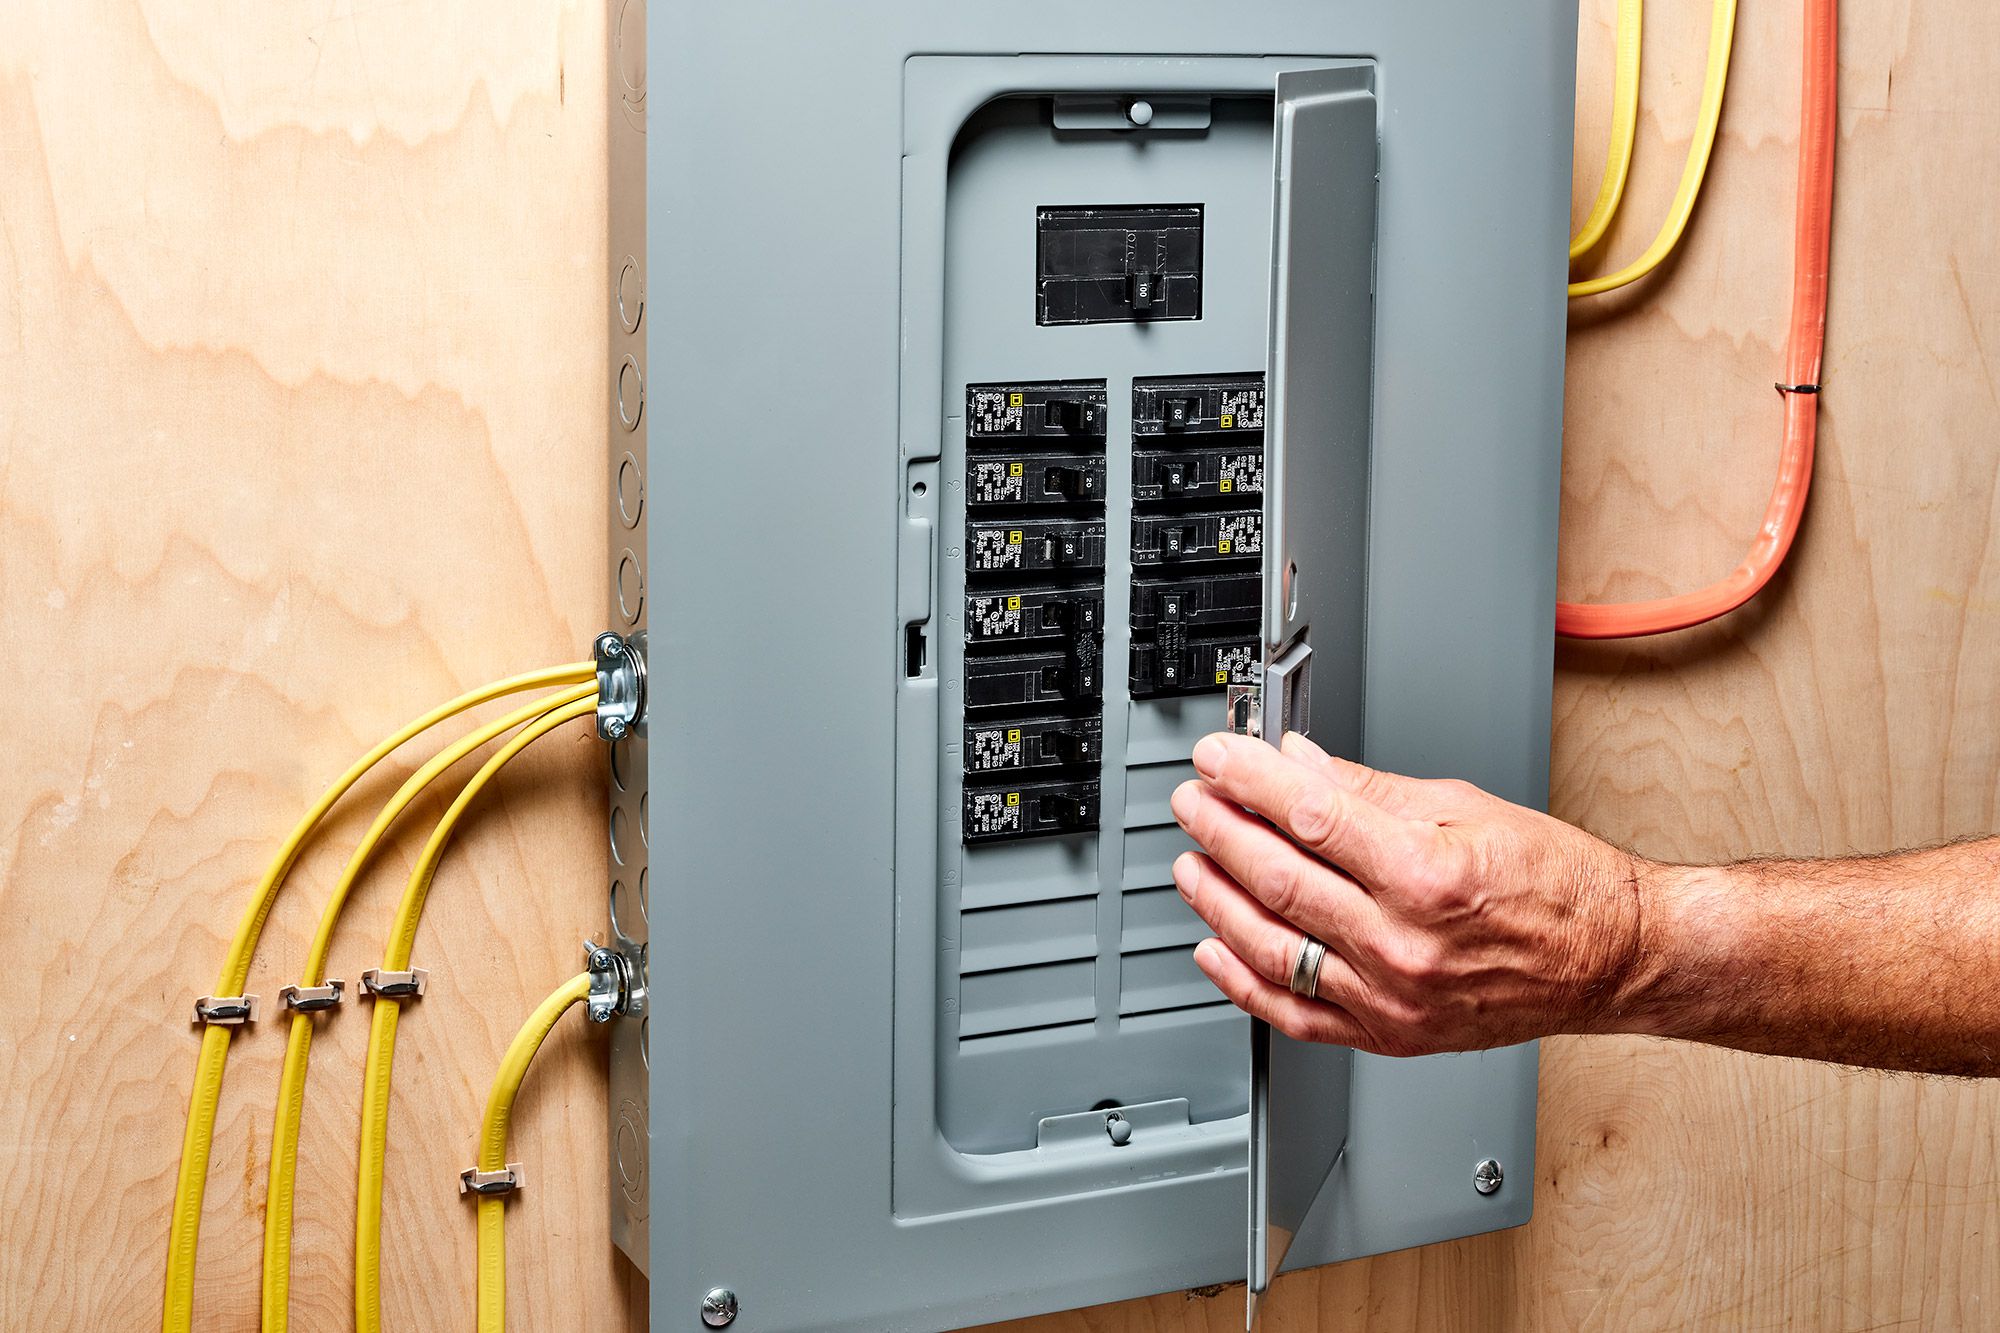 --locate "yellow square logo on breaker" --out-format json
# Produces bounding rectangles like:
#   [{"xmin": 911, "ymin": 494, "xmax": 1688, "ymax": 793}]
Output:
[
  {"xmin": 1008, "ymin": 461, "xmax": 1023, "ymax": 477},
  {"xmin": 1005, "ymin": 595, "xmax": 1020, "ymax": 611},
  {"xmin": 1006, "ymin": 729, "xmax": 1021, "ymax": 744},
  {"xmin": 1214, "ymin": 669, "xmax": 1229, "ymax": 684},
  {"xmin": 1218, "ymin": 539, "xmax": 1232, "ymax": 554},
  {"xmin": 1007, "ymin": 530, "xmax": 1022, "ymax": 545},
  {"xmin": 1005, "ymin": 791, "xmax": 1021, "ymax": 807},
  {"xmin": 1008, "ymin": 392, "xmax": 1024, "ymax": 407},
  {"xmin": 1220, "ymin": 413, "xmax": 1235, "ymax": 429},
  {"xmin": 1219, "ymin": 478, "xmax": 1234, "ymax": 493}
]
